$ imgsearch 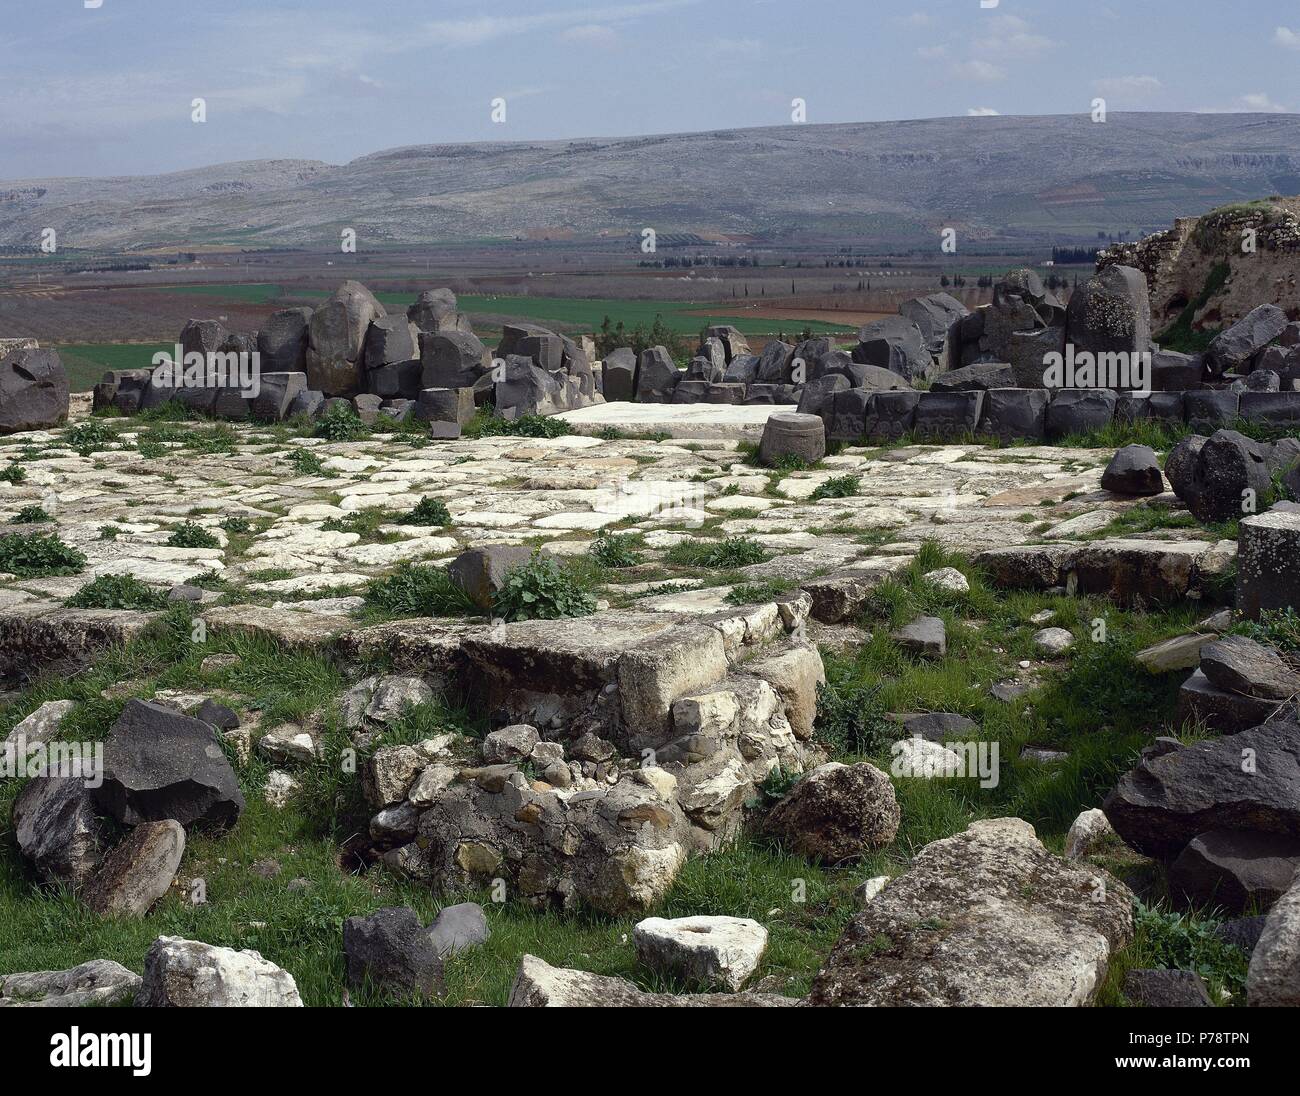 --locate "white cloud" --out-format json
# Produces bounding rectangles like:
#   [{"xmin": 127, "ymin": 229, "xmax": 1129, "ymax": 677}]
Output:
[
  {"xmin": 1094, "ymin": 75, "xmax": 1162, "ymax": 98},
  {"xmin": 1274, "ymin": 26, "xmax": 1300, "ymax": 49},
  {"xmin": 903, "ymin": 12, "xmax": 935, "ymax": 28},
  {"xmin": 967, "ymin": 107, "xmax": 1000, "ymax": 117},
  {"xmin": 954, "ymin": 59, "xmax": 1006, "ymax": 83},
  {"xmin": 1196, "ymin": 92, "xmax": 1291, "ymax": 114},
  {"xmin": 917, "ymin": 44, "xmax": 948, "ymax": 61},
  {"xmin": 559, "ymin": 24, "xmax": 619, "ymax": 45},
  {"xmin": 1239, "ymin": 92, "xmax": 1288, "ymax": 113},
  {"xmin": 420, "ymin": 2, "xmax": 697, "ymax": 48},
  {"xmin": 973, "ymin": 15, "xmax": 1053, "ymax": 58}
]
